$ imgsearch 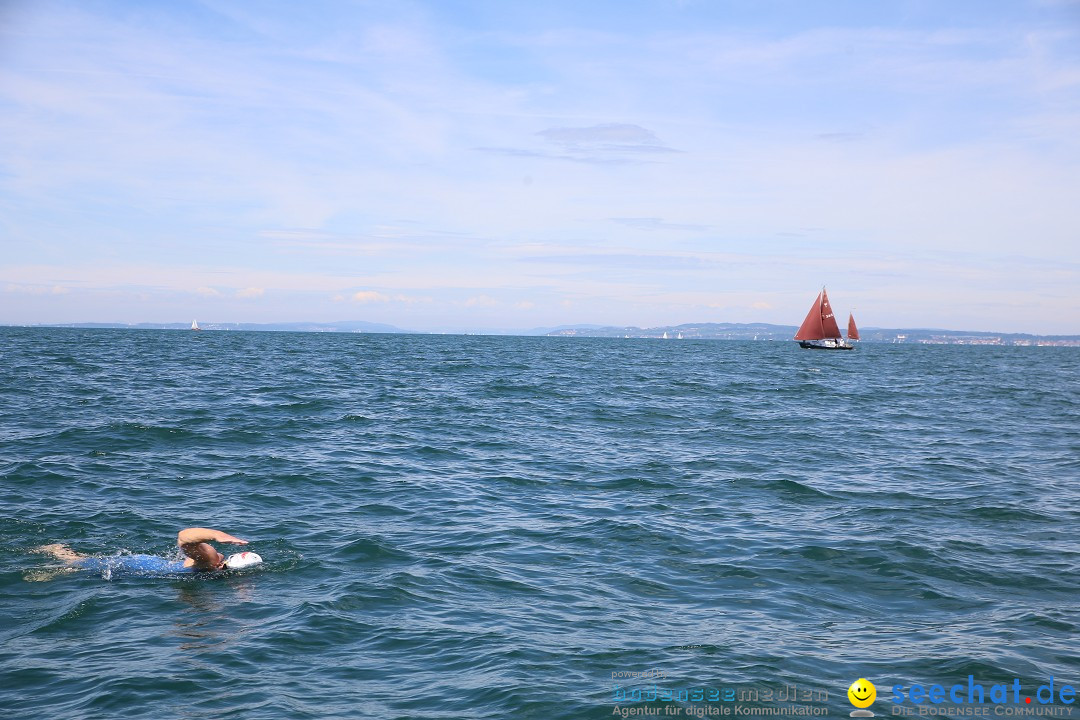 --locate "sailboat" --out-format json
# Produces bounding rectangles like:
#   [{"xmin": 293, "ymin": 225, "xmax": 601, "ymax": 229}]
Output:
[
  {"xmin": 794, "ymin": 288, "xmax": 856, "ymax": 350},
  {"xmin": 190, "ymin": 319, "xmax": 201, "ymax": 331}
]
